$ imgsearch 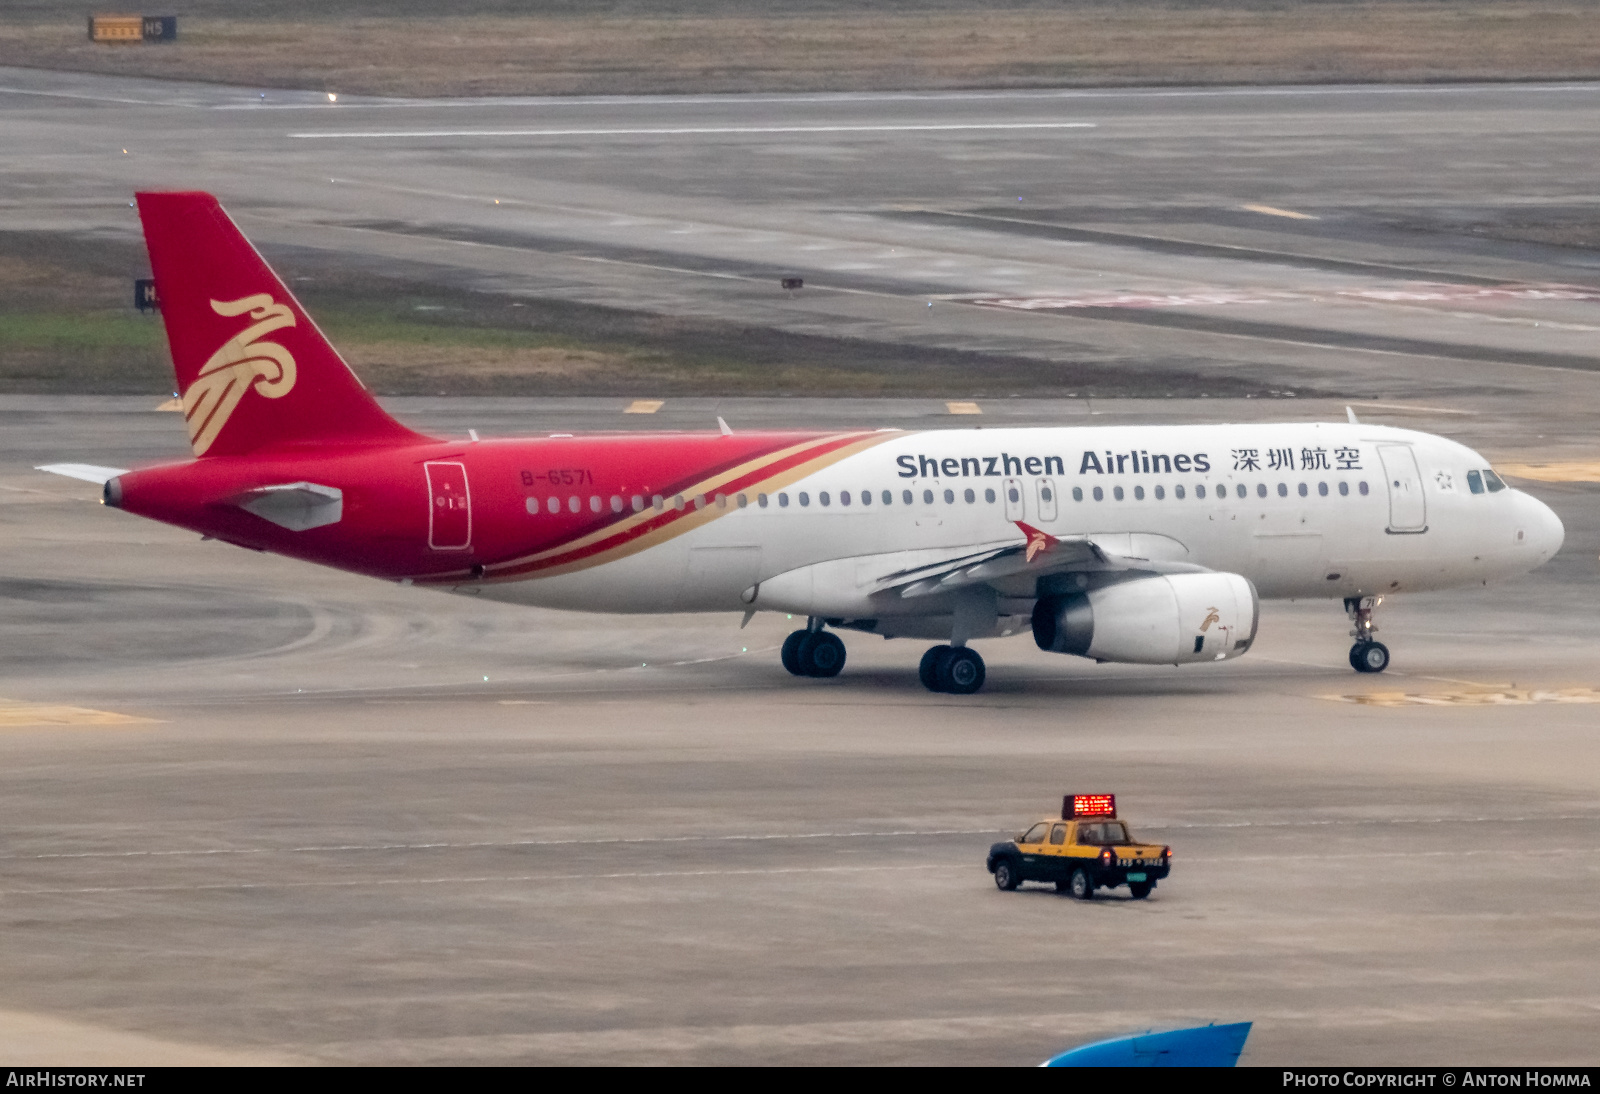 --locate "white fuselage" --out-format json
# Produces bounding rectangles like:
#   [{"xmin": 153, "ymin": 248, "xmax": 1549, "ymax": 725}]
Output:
[{"xmin": 464, "ymin": 421, "xmax": 1563, "ymax": 639}]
